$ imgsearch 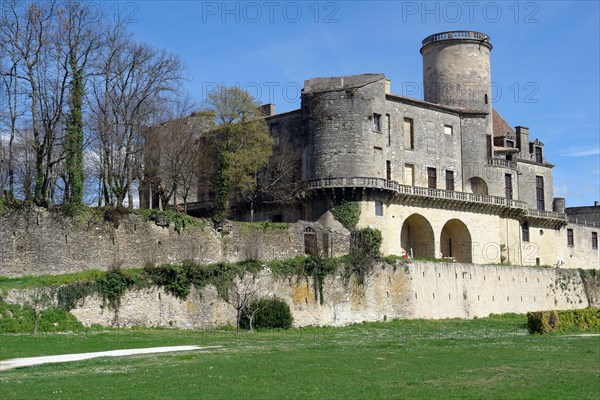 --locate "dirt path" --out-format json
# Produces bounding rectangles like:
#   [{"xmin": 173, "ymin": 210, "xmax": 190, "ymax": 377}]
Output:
[{"xmin": 0, "ymin": 345, "xmax": 221, "ymax": 371}]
